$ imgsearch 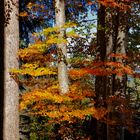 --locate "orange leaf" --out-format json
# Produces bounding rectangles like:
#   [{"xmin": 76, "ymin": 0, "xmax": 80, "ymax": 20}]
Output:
[{"xmin": 19, "ymin": 12, "xmax": 28, "ymax": 17}]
